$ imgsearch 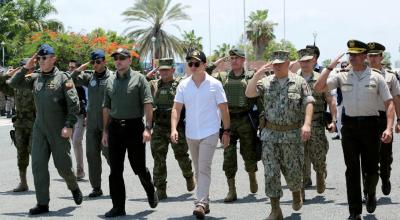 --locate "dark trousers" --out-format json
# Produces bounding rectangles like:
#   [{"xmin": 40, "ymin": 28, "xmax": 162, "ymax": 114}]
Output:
[
  {"xmin": 108, "ymin": 118, "xmax": 155, "ymax": 210},
  {"xmin": 341, "ymin": 116, "xmax": 380, "ymax": 215},
  {"xmin": 377, "ymin": 114, "xmax": 393, "ymax": 180}
]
